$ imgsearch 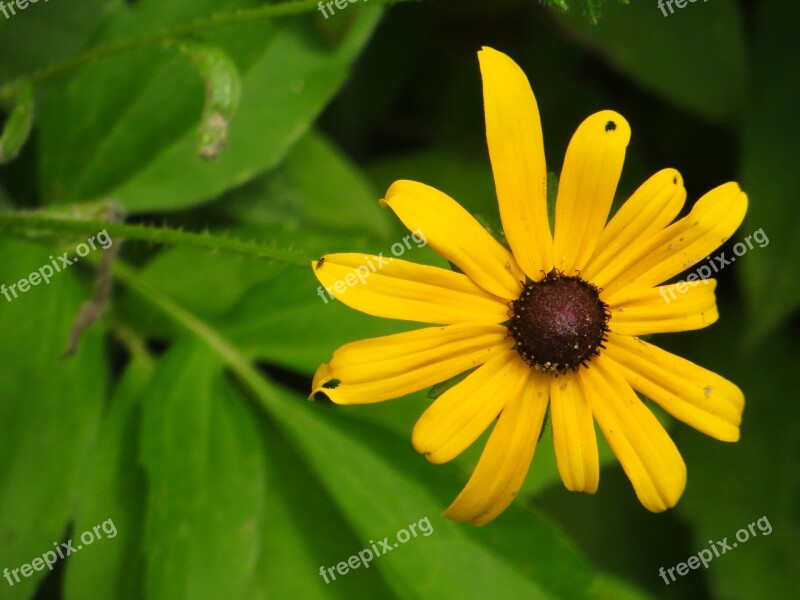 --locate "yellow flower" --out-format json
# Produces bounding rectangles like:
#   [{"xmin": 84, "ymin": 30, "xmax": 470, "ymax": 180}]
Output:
[{"xmin": 310, "ymin": 47, "xmax": 746, "ymax": 525}]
